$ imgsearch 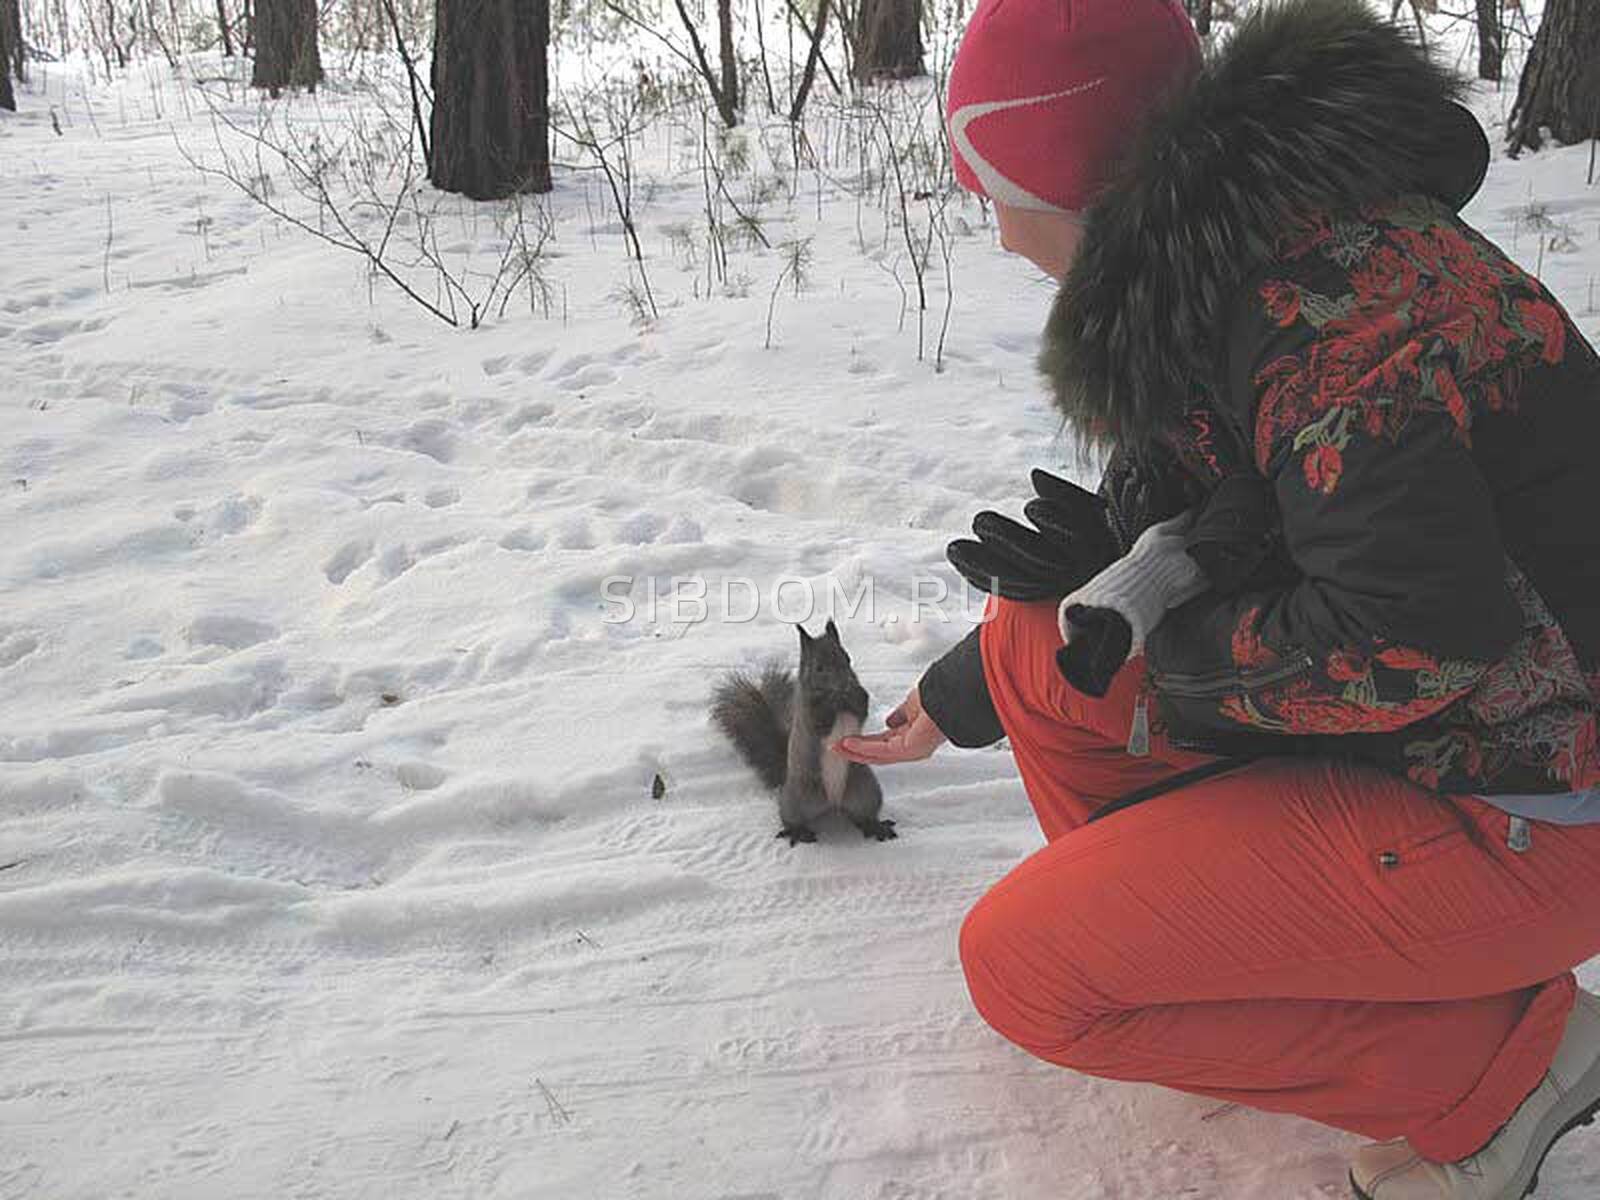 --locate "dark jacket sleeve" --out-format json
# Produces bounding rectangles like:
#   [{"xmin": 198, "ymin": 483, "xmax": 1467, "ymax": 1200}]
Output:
[
  {"xmin": 918, "ymin": 625, "xmax": 1005, "ymax": 748},
  {"xmin": 1145, "ymin": 283, "xmax": 1524, "ymax": 741}
]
